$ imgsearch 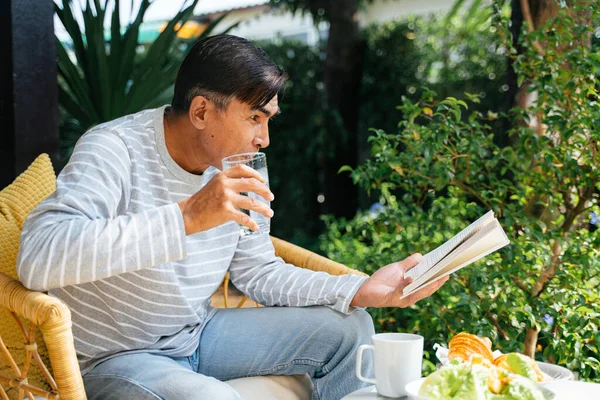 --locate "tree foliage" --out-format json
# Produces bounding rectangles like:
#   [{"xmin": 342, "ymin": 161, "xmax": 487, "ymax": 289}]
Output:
[
  {"xmin": 322, "ymin": 0, "xmax": 600, "ymax": 381},
  {"xmin": 264, "ymin": 5, "xmax": 510, "ymax": 249}
]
